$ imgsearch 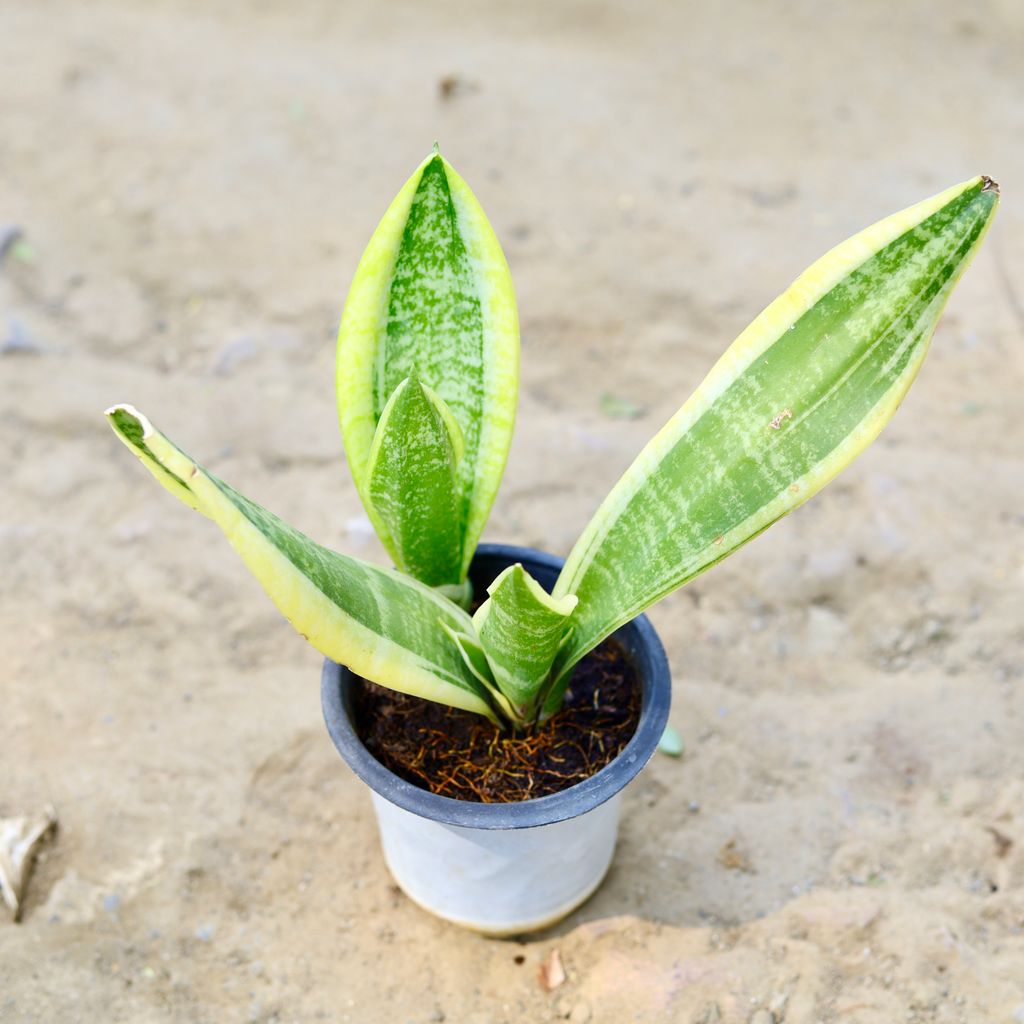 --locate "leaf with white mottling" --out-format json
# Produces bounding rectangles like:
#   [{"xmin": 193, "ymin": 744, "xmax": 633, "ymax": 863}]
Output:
[
  {"xmin": 549, "ymin": 176, "xmax": 999, "ymax": 706},
  {"xmin": 105, "ymin": 405, "xmax": 498, "ymax": 720},
  {"xmin": 337, "ymin": 148, "xmax": 519, "ymax": 582}
]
